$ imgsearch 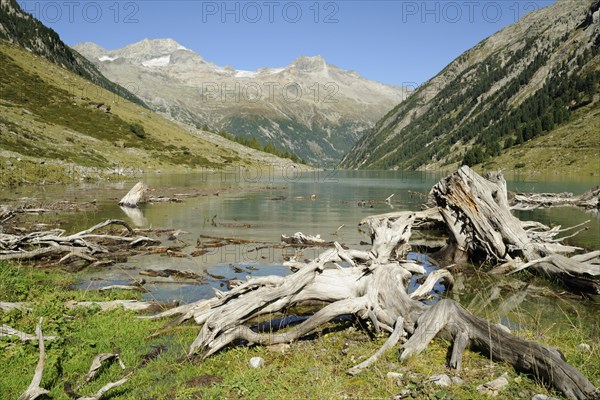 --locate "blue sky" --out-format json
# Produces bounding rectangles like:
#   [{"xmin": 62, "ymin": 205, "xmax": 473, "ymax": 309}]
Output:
[{"xmin": 18, "ymin": 0, "xmax": 554, "ymax": 86}]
